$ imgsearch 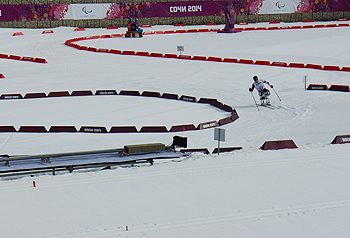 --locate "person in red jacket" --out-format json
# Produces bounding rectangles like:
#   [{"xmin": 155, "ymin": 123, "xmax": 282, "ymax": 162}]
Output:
[{"xmin": 127, "ymin": 18, "xmax": 133, "ymax": 31}]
